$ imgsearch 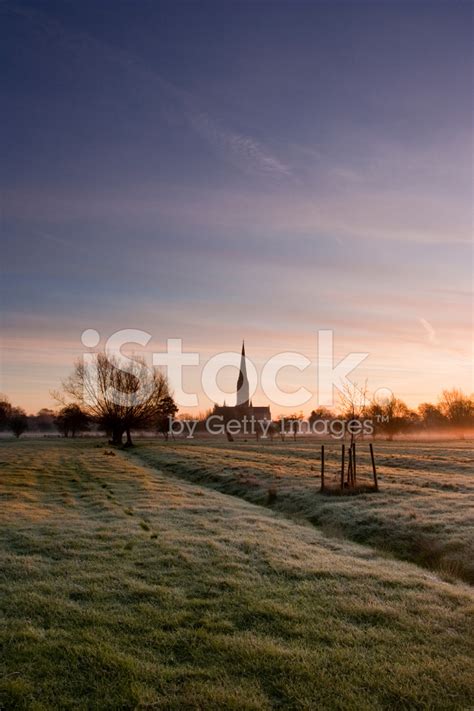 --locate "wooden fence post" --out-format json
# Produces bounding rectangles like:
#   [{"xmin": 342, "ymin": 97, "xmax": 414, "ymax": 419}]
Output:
[
  {"xmin": 320, "ymin": 444, "xmax": 325, "ymax": 491},
  {"xmin": 347, "ymin": 446, "xmax": 353, "ymax": 488},
  {"xmin": 340, "ymin": 444, "xmax": 345, "ymax": 491},
  {"xmin": 352, "ymin": 442, "xmax": 357, "ymax": 486},
  {"xmin": 369, "ymin": 443, "xmax": 378, "ymax": 491}
]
